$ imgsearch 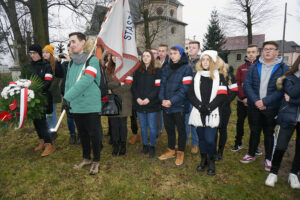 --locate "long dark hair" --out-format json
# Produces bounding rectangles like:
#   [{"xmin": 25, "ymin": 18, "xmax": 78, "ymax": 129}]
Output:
[
  {"xmin": 106, "ymin": 56, "xmax": 115, "ymax": 76},
  {"xmin": 138, "ymin": 50, "xmax": 156, "ymax": 75},
  {"xmin": 285, "ymin": 55, "xmax": 300, "ymax": 76}
]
